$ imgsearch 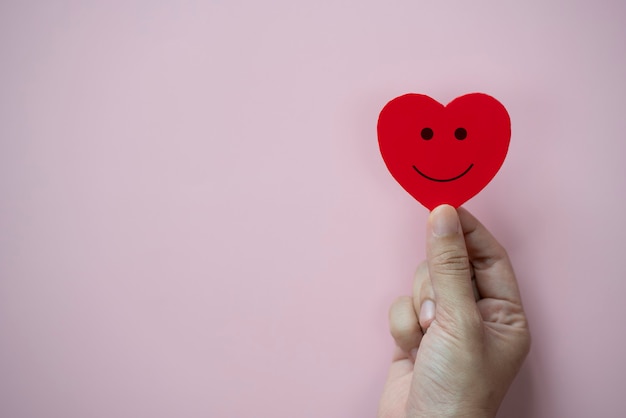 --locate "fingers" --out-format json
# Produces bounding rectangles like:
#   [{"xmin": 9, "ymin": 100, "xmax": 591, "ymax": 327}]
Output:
[
  {"xmin": 457, "ymin": 207, "xmax": 523, "ymax": 304},
  {"xmin": 426, "ymin": 205, "xmax": 480, "ymax": 323},
  {"xmin": 389, "ymin": 205, "xmax": 522, "ymax": 364},
  {"xmin": 412, "ymin": 262, "xmax": 435, "ymax": 331},
  {"xmin": 389, "ymin": 296, "xmax": 423, "ymax": 359},
  {"xmin": 389, "ymin": 264, "xmax": 436, "ymax": 360}
]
